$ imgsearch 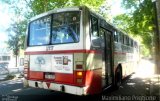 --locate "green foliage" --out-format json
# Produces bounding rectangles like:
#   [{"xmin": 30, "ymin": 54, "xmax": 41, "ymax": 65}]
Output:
[
  {"xmin": 113, "ymin": 14, "xmax": 132, "ymax": 33},
  {"xmin": 140, "ymin": 45, "xmax": 151, "ymax": 57},
  {"xmin": 113, "ymin": 0, "xmax": 155, "ymax": 56},
  {"xmin": 26, "ymin": 0, "xmax": 105, "ymax": 16},
  {"xmin": 7, "ymin": 20, "xmax": 27, "ymax": 55},
  {"xmin": 122, "ymin": 0, "xmax": 139, "ymax": 9},
  {"xmin": 0, "ymin": 0, "xmax": 27, "ymax": 57},
  {"xmin": 6, "ymin": 19, "xmax": 27, "ymax": 67}
]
